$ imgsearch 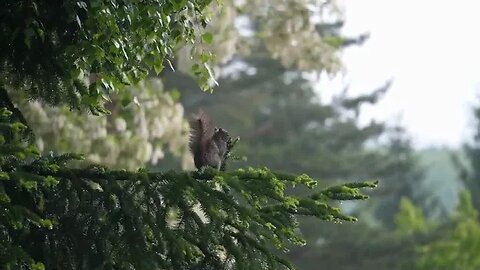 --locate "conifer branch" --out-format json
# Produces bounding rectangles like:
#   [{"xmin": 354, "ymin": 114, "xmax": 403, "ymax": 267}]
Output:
[{"xmin": 0, "ymin": 107, "xmax": 376, "ymax": 269}]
